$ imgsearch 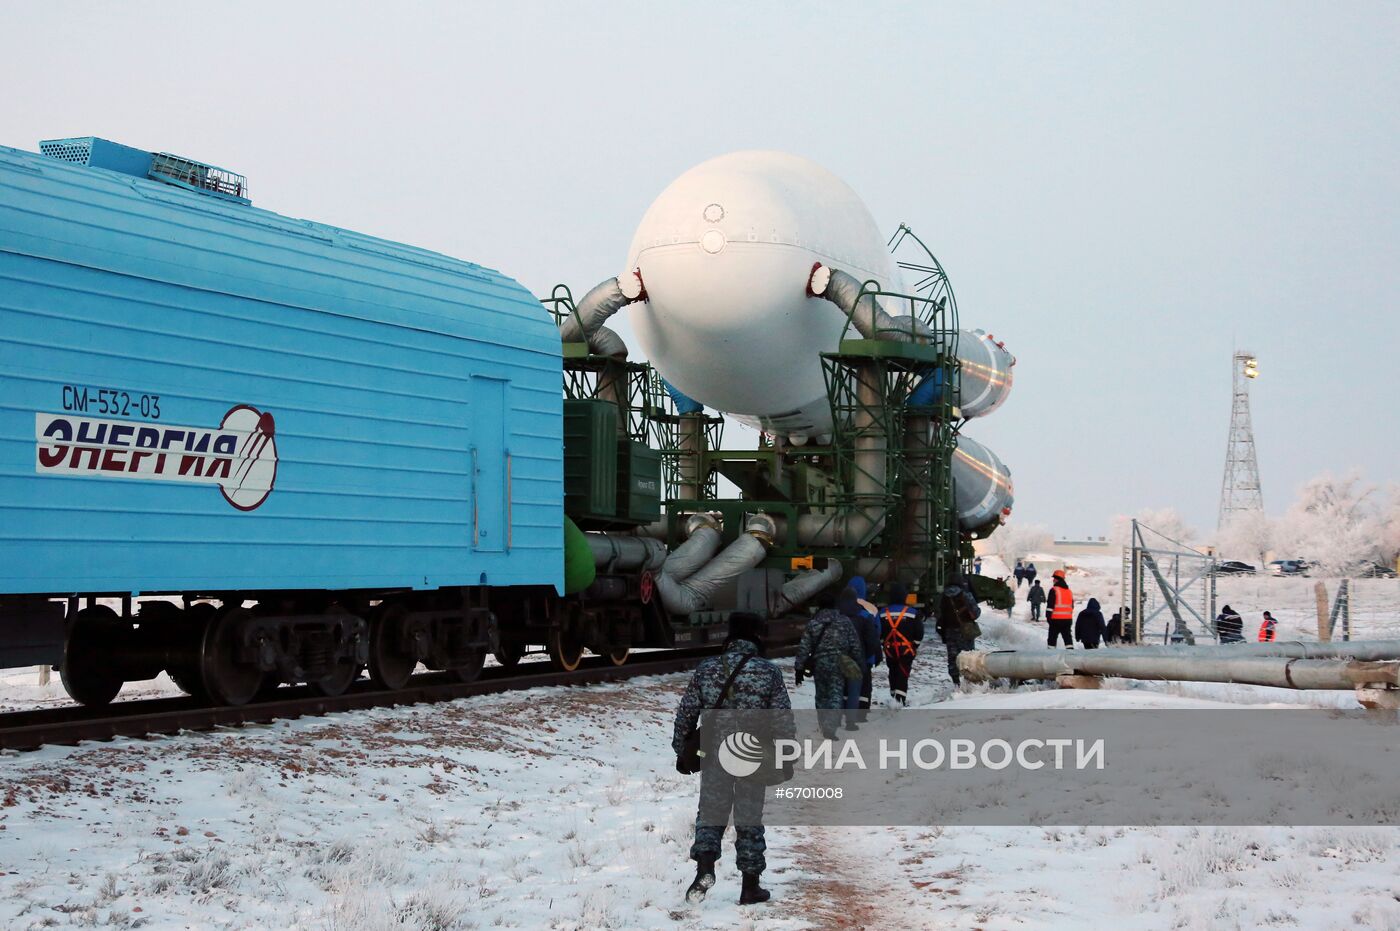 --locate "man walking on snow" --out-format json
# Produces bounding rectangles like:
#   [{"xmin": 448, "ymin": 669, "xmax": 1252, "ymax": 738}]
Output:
[
  {"xmin": 881, "ymin": 582, "xmax": 925, "ymax": 705},
  {"xmin": 839, "ymin": 580, "xmax": 880, "ymax": 723},
  {"xmin": 1074, "ymin": 597, "xmax": 1105, "ymax": 649},
  {"xmin": 1046, "ymin": 569, "xmax": 1074, "ymax": 648},
  {"xmin": 935, "ymin": 574, "xmax": 981, "ymax": 686},
  {"xmin": 795, "ymin": 597, "xmax": 863, "ymax": 739},
  {"xmin": 672, "ymin": 612, "xmax": 794, "ymax": 906},
  {"xmin": 1216, "ymin": 605, "xmax": 1244, "ymax": 643},
  {"xmin": 1027, "ymin": 579, "xmax": 1046, "ymax": 622}
]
